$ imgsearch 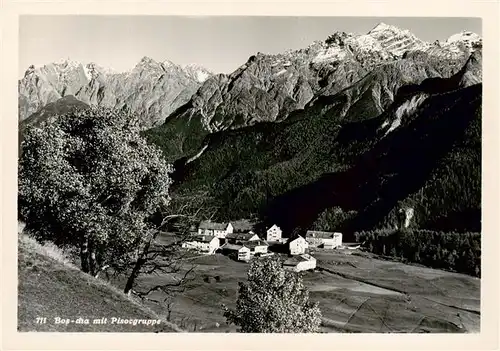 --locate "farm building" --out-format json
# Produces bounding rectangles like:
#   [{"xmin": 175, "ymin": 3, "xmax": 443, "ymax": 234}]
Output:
[
  {"xmin": 243, "ymin": 240, "xmax": 269, "ymax": 257},
  {"xmin": 225, "ymin": 232, "xmax": 260, "ymax": 244},
  {"xmin": 288, "ymin": 236, "xmax": 309, "ymax": 255},
  {"xmin": 306, "ymin": 231, "xmax": 343, "ymax": 249},
  {"xmin": 198, "ymin": 221, "xmax": 234, "ymax": 239},
  {"xmin": 181, "ymin": 235, "xmax": 219, "ymax": 254},
  {"xmin": 266, "ymin": 224, "xmax": 282, "ymax": 242},
  {"xmin": 283, "ymin": 254, "xmax": 317, "ymax": 272},
  {"xmin": 220, "ymin": 244, "xmax": 251, "ymax": 262}
]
